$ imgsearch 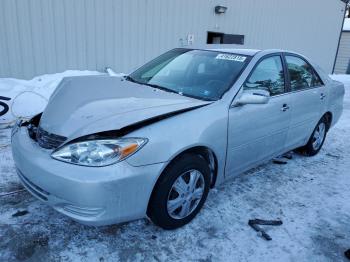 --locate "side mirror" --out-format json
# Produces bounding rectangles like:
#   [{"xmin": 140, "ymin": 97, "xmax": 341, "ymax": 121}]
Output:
[{"xmin": 234, "ymin": 89, "xmax": 270, "ymax": 106}]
